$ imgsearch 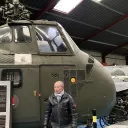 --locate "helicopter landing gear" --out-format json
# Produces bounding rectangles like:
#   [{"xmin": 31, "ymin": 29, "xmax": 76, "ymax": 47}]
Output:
[{"xmin": 86, "ymin": 119, "xmax": 92, "ymax": 128}]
